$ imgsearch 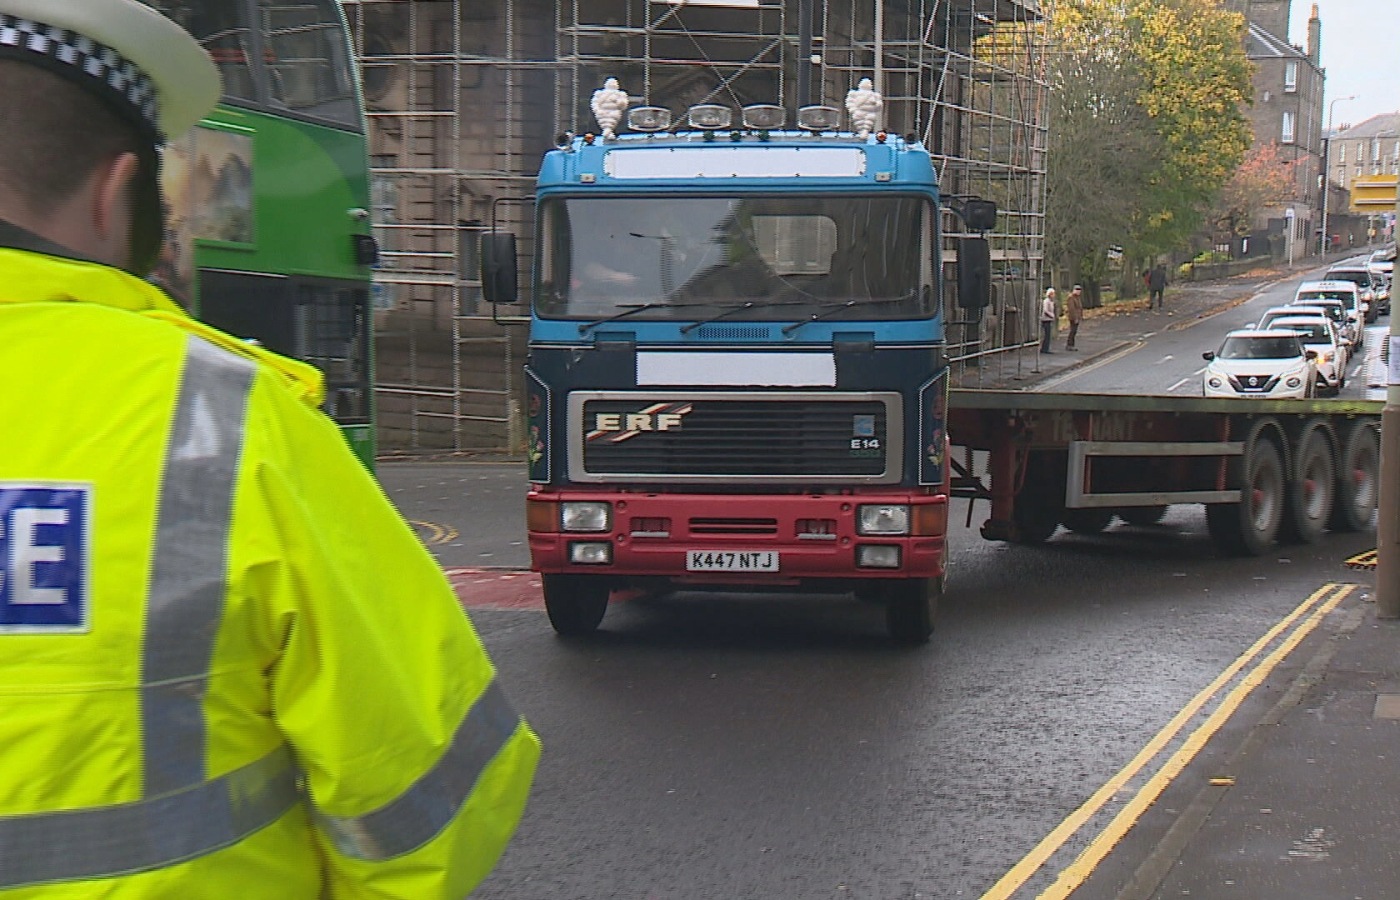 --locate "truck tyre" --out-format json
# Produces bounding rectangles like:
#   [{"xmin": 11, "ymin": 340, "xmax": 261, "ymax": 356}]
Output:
[
  {"xmin": 1061, "ymin": 508, "xmax": 1114, "ymax": 534},
  {"xmin": 1280, "ymin": 424, "xmax": 1335, "ymax": 544},
  {"xmin": 1206, "ymin": 437, "xmax": 1284, "ymax": 556},
  {"xmin": 1331, "ymin": 424, "xmax": 1379, "ymax": 532},
  {"xmin": 884, "ymin": 577, "xmax": 939, "ymax": 644},
  {"xmin": 542, "ymin": 573, "xmax": 610, "ymax": 636},
  {"xmin": 1118, "ymin": 505, "xmax": 1168, "ymax": 526}
]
